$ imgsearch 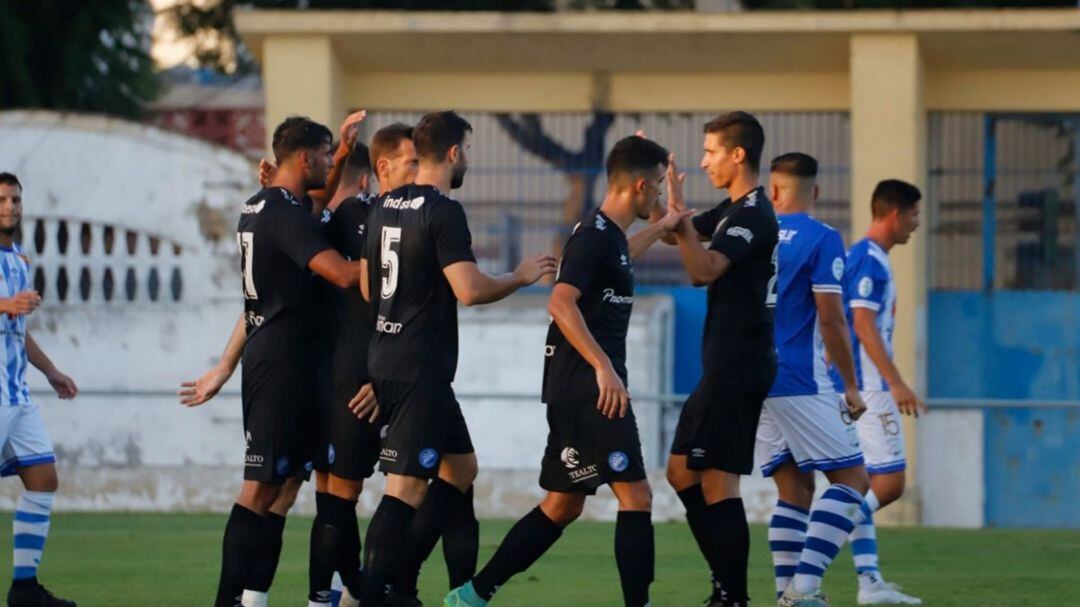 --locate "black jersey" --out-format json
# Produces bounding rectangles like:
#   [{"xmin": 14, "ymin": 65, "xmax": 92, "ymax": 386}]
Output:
[
  {"xmin": 322, "ymin": 195, "xmax": 375, "ymax": 381},
  {"xmin": 364, "ymin": 184, "xmax": 477, "ymax": 384},
  {"xmin": 542, "ymin": 209, "xmax": 634, "ymax": 403},
  {"xmin": 691, "ymin": 186, "xmax": 779, "ymax": 380},
  {"xmin": 236, "ymin": 187, "xmax": 331, "ymax": 359}
]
